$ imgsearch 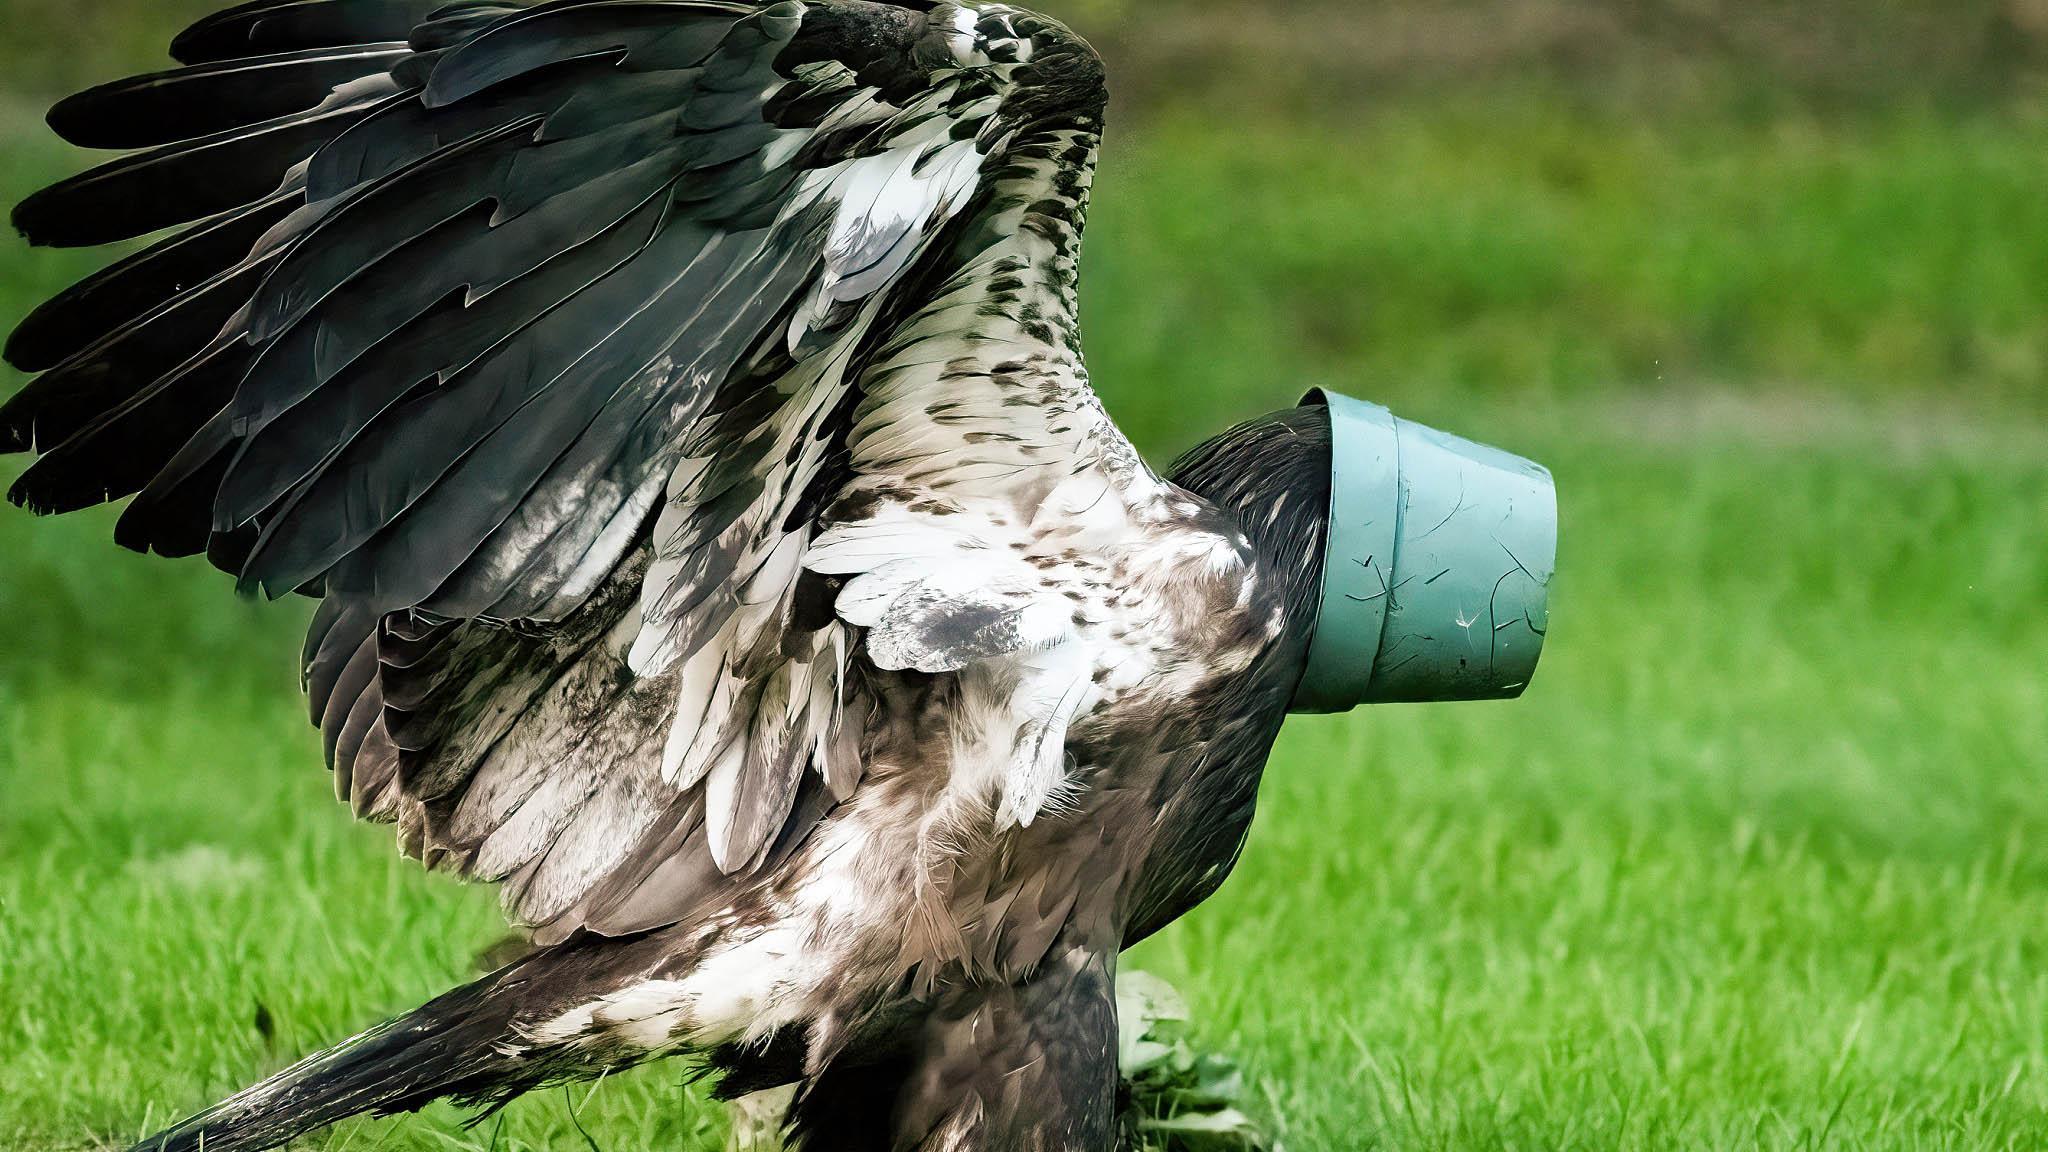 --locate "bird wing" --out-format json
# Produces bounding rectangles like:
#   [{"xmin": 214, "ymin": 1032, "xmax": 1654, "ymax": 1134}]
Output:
[{"xmin": 5, "ymin": 1, "xmax": 1216, "ymax": 939}]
